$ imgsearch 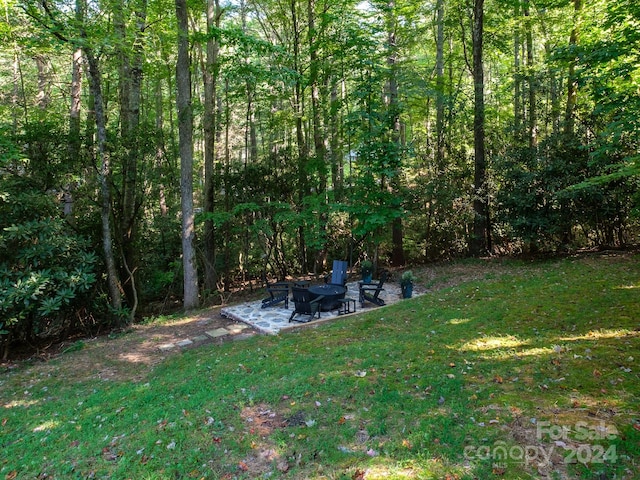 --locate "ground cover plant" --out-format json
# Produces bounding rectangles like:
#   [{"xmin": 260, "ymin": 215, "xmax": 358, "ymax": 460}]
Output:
[{"xmin": 1, "ymin": 252, "xmax": 639, "ymax": 479}]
